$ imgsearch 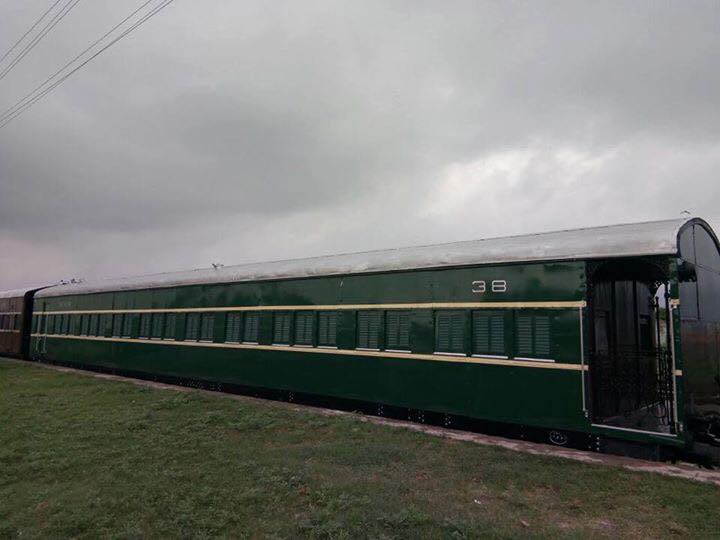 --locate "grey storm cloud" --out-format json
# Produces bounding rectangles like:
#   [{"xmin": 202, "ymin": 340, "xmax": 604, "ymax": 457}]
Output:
[{"xmin": 1, "ymin": 0, "xmax": 719, "ymax": 289}]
